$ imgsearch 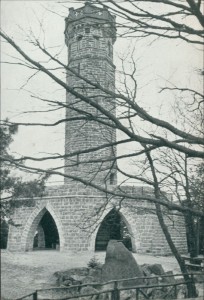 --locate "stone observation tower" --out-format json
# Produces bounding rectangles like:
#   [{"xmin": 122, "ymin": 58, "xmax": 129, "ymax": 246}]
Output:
[
  {"xmin": 6, "ymin": 2, "xmax": 188, "ymax": 255},
  {"xmin": 64, "ymin": 2, "xmax": 117, "ymax": 185}
]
